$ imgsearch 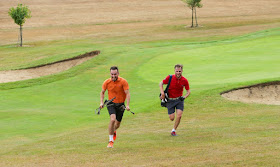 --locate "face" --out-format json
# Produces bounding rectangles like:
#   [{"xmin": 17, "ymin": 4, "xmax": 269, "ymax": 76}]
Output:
[
  {"xmin": 110, "ymin": 69, "xmax": 119, "ymax": 81},
  {"xmin": 174, "ymin": 67, "xmax": 182, "ymax": 79}
]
